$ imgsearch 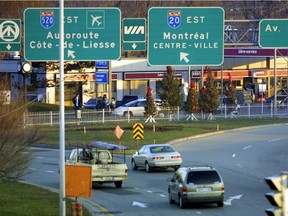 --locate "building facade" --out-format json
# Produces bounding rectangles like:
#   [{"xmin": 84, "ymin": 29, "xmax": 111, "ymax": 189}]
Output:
[{"xmin": 0, "ymin": 47, "xmax": 287, "ymax": 106}]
